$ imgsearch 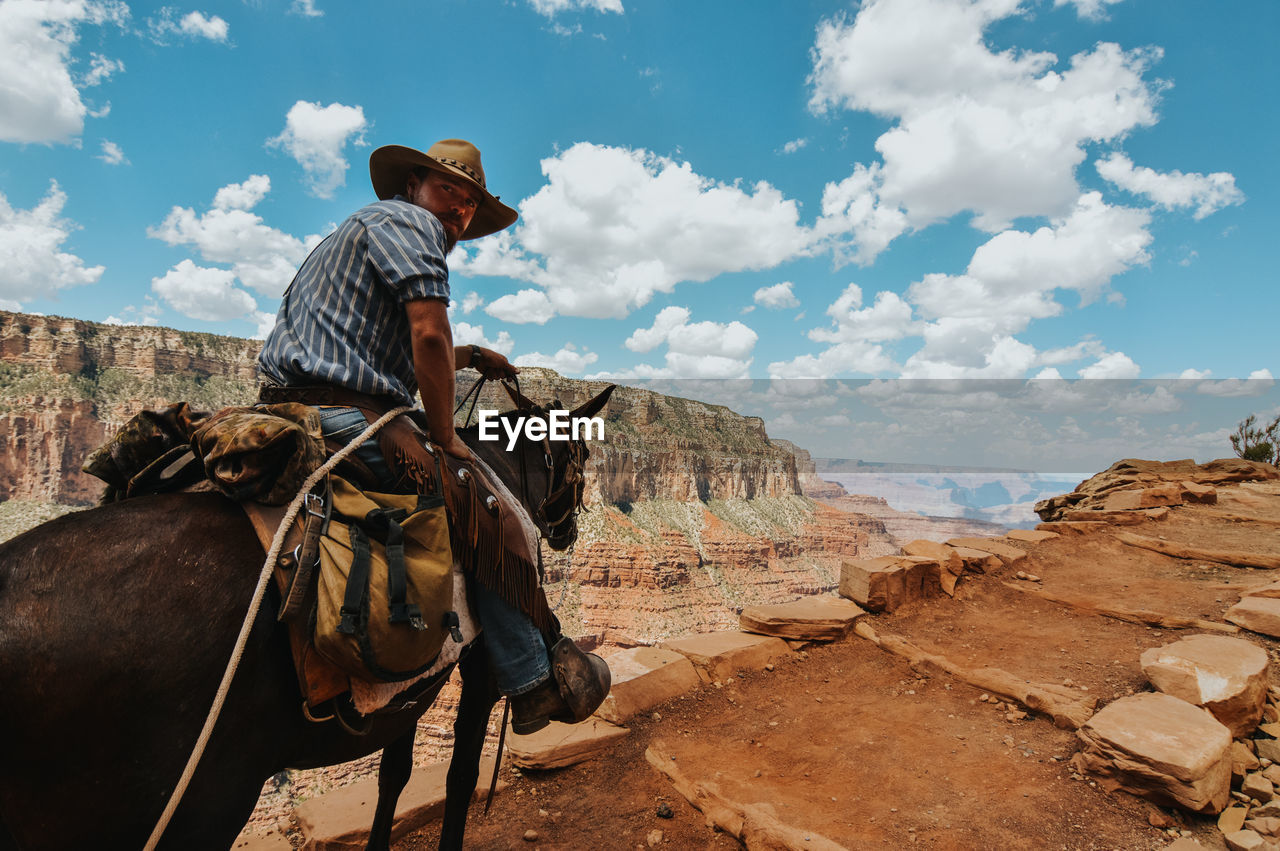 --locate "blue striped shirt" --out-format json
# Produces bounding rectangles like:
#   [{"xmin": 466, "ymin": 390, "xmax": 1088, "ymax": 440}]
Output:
[{"xmin": 257, "ymin": 198, "xmax": 451, "ymax": 406}]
